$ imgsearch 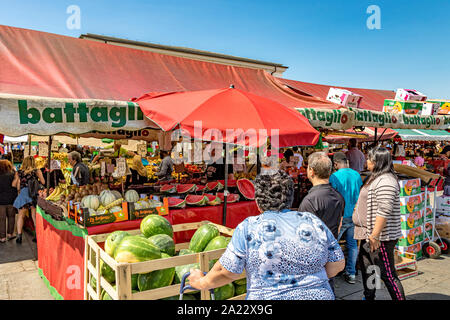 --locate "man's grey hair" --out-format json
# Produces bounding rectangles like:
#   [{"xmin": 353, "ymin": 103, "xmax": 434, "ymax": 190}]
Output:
[
  {"xmin": 254, "ymin": 170, "xmax": 294, "ymax": 212},
  {"xmin": 68, "ymin": 151, "xmax": 81, "ymax": 163},
  {"xmin": 308, "ymin": 152, "xmax": 332, "ymax": 179}
]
